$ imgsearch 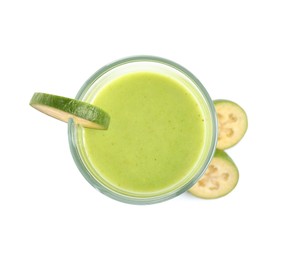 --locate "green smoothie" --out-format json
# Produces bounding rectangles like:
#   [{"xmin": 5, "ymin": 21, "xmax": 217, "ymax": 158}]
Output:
[{"xmin": 81, "ymin": 71, "xmax": 205, "ymax": 195}]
